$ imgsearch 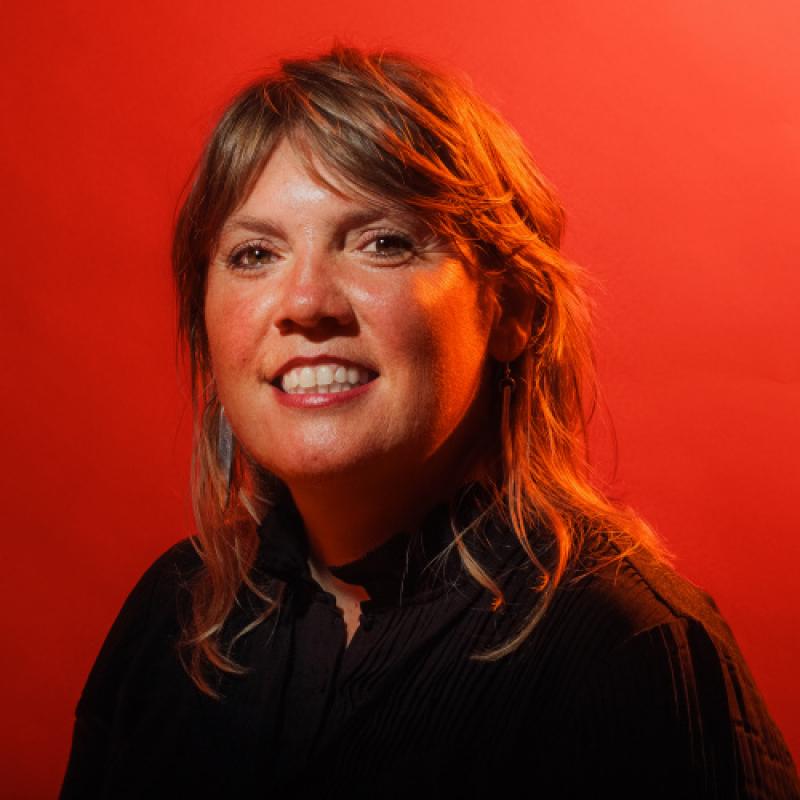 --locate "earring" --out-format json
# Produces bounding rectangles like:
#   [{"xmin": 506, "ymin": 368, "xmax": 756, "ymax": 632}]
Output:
[
  {"xmin": 498, "ymin": 361, "xmax": 516, "ymax": 394},
  {"xmin": 499, "ymin": 361, "xmax": 515, "ymax": 473},
  {"xmin": 217, "ymin": 405, "xmax": 234, "ymax": 504}
]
